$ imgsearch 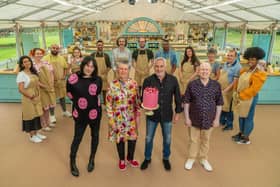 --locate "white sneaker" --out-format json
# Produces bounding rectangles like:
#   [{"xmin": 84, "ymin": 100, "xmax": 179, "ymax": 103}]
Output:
[
  {"xmin": 30, "ymin": 135, "xmax": 42, "ymax": 143},
  {"xmin": 200, "ymin": 159, "xmax": 213, "ymax": 172},
  {"xmin": 42, "ymin": 127, "xmax": 52, "ymax": 132},
  {"xmin": 36, "ymin": 133, "xmax": 47, "ymax": 140},
  {"xmin": 184, "ymin": 159, "xmax": 195, "ymax": 170},
  {"xmin": 63, "ymin": 111, "xmax": 72, "ymax": 117},
  {"xmin": 50, "ymin": 115, "xmax": 56, "ymax": 123}
]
